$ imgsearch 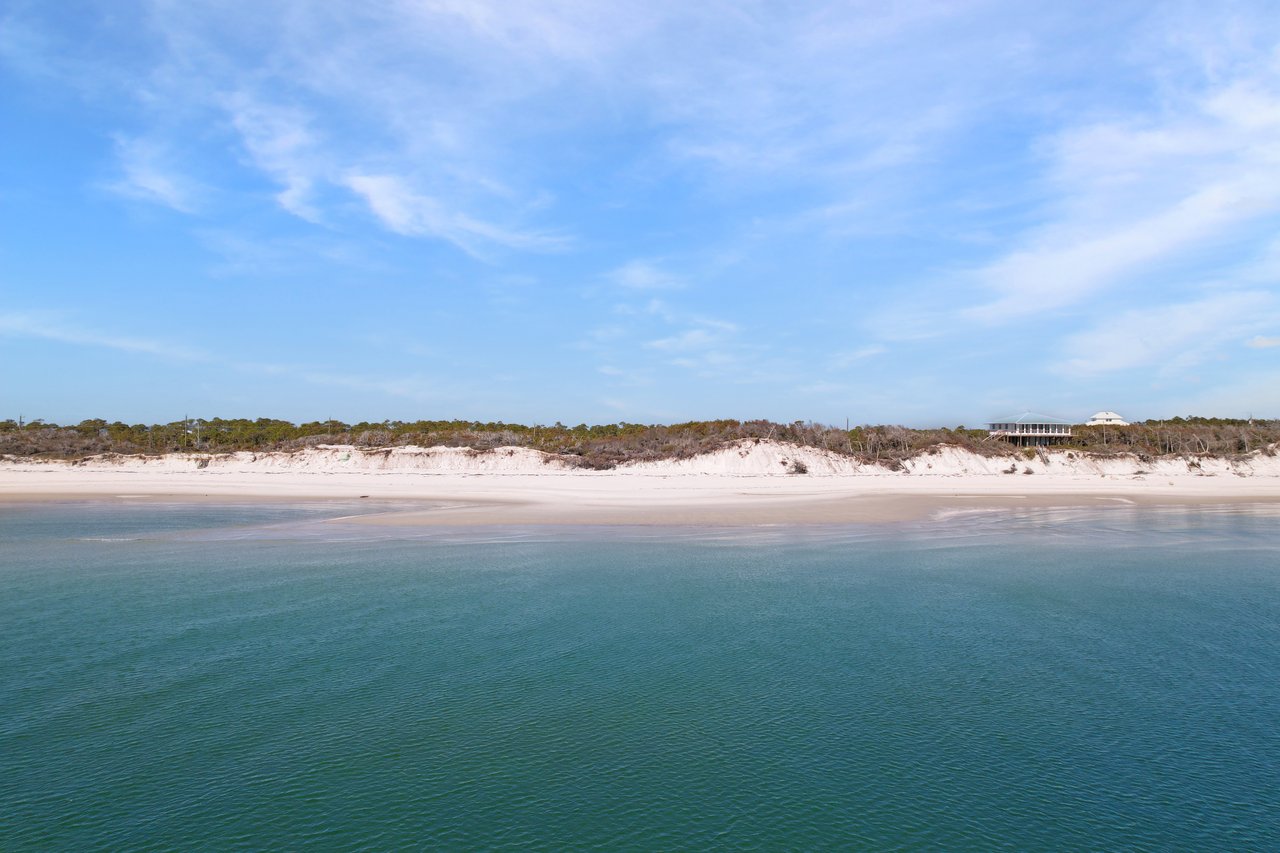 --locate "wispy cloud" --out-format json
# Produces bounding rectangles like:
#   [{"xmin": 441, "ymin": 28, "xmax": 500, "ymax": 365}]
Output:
[
  {"xmin": 596, "ymin": 364, "xmax": 653, "ymax": 387},
  {"xmin": 6, "ymin": 2, "xmax": 1280, "ymax": 422},
  {"xmin": 108, "ymin": 136, "xmax": 201, "ymax": 213},
  {"xmin": 646, "ymin": 328, "xmax": 718, "ymax": 352},
  {"xmin": 1246, "ymin": 335, "xmax": 1280, "ymax": 349},
  {"xmin": 15, "ymin": 2, "xmax": 1138, "ymax": 253},
  {"xmin": 1056, "ymin": 291, "xmax": 1276, "ymax": 376},
  {"xmin": 608, "ymin": 259, "xmax": 683, "ymax": 290},
  {"xmin": 633, "ymin": 302, "xmax": 754, "ymax": 378},
  {"xmin": 224, "ymin": 93, "xmax": 322, "ymax": 221},
  {"xmin": 0, "ymin": 310, "xmax": 442, "ymax": 402},
  {"xmin": 197, "ymin": 230, "xmax": 381, "ymax": 278},
  {"xmin": 0, "ymin": 311, "xmax": 208, "ymax": 360},
  {"xmin": 344, "ymin": 173, "xmax": 567, "ymax": 257},
  {"xmin": 964, "ymin": 76, "xmax": 1280, "ymax": 324},
  {"xmin": 830, "ymin": 345, "xmax": 886, "ymax": 369}
]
